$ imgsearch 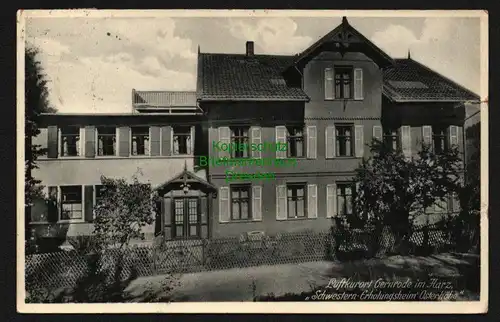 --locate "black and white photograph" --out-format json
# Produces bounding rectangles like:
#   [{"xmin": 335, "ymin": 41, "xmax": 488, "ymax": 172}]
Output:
[{"xmin": 17, "ymin": 10, "xmax": 488, "ymax": 313}]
